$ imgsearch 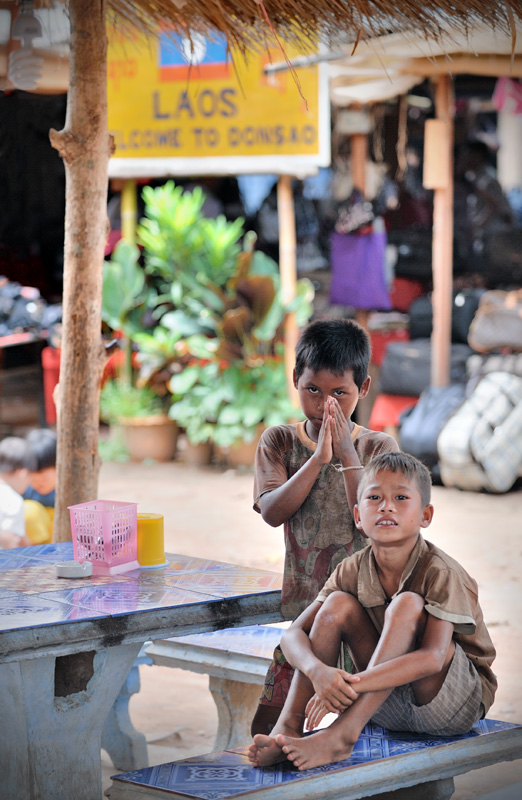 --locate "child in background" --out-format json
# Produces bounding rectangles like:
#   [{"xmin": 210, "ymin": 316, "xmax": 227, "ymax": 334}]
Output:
[
  {"xmin": 23, "ymin": 429, "xmax": 57, "ymax": 545},
  {"xmin": 249, "ymin": 453, "xmax": 497, "ymax": 771},
  {"xmin": 0, "ymin": 437, "xmax": 37, "ymax": 549},
  {"xmin": 252, "ymin": 318, "xmax": 399, "ymax": 735}
]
